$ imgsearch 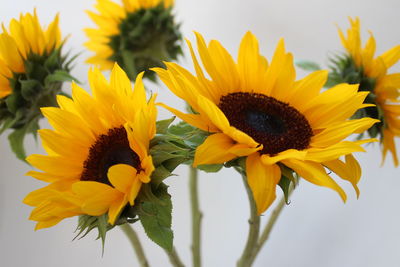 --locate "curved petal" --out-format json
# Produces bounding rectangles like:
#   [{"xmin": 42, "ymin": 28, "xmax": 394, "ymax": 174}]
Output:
[
  {"xmin": 108, "ymin": 164, "xmax": 138, "ymax": 193},
  {"xmin": 382, "ymin": 129, "xmax": 399, "ymax": 167},
  {"xmin": 323, "ymin": 154, "xmax": 361, "ymax": 198},
  {"xmin": 237, "ymin": 31, "xmax": 269, "ymax": 93},
  {"xmin": 108, "ymin": 195, "xmax": 128, "ymax": 225},
  {"xmin": 193, "ymin": 133, "xmax": 239, "ymax": 167},
  {"xmin": 306, "ymin": 139, "xmax": 377, "ymax": 162},
  {"xmin": 282, "ymin": 159, "xmax": 347, "ymax": 202},
  {"xmin": 380, "ymin": 45, "xmax": 400, "ymax": 69},
  {"xmin": 311, "ymin": 118, "xmax": 379, "ymax": 147},
  {"xmin": 157, "ymin": 103, "xmax": 219, "ymax": 133},
  {"xmin": 260, "ymin": 149, "xmax": 307, "ymax": 165},
  {"xmin": 246, "ymin": 153, "xmax": 281, "ymax": 215}
]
